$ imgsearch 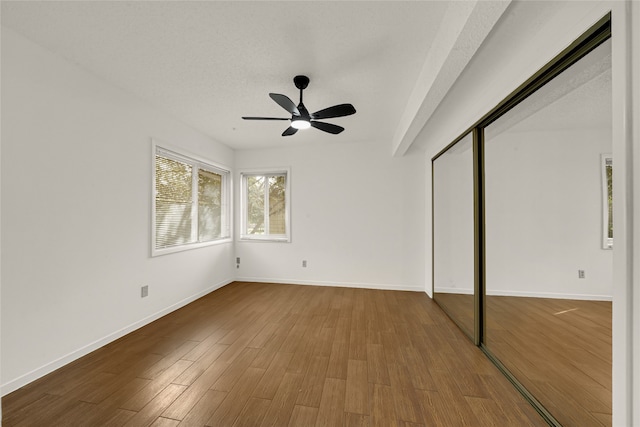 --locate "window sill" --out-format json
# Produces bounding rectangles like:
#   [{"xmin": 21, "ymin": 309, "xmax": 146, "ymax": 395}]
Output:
[
  {"xmin": 239, "ymin": 235, "xmax": 290, "ymax": 243},
  {"xmin": 152, "ymin": 237, "xmax": 232, "ymax": 257}
]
